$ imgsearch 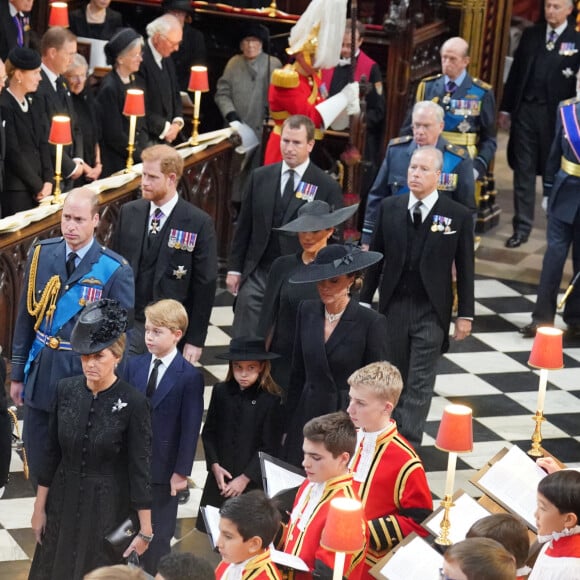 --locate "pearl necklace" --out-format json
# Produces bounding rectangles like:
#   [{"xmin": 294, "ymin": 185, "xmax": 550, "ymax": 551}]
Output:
[{"xmin": 325, "ymin": 307, "xmax": 346, "ymax": 324}]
